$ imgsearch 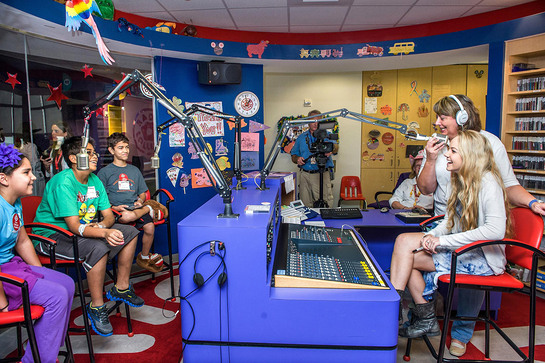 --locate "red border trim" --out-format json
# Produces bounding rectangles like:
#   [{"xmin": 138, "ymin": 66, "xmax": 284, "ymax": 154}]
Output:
[{"xmin": 114, "ymin": 1, "xmax": 545, "ymax": 45}]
